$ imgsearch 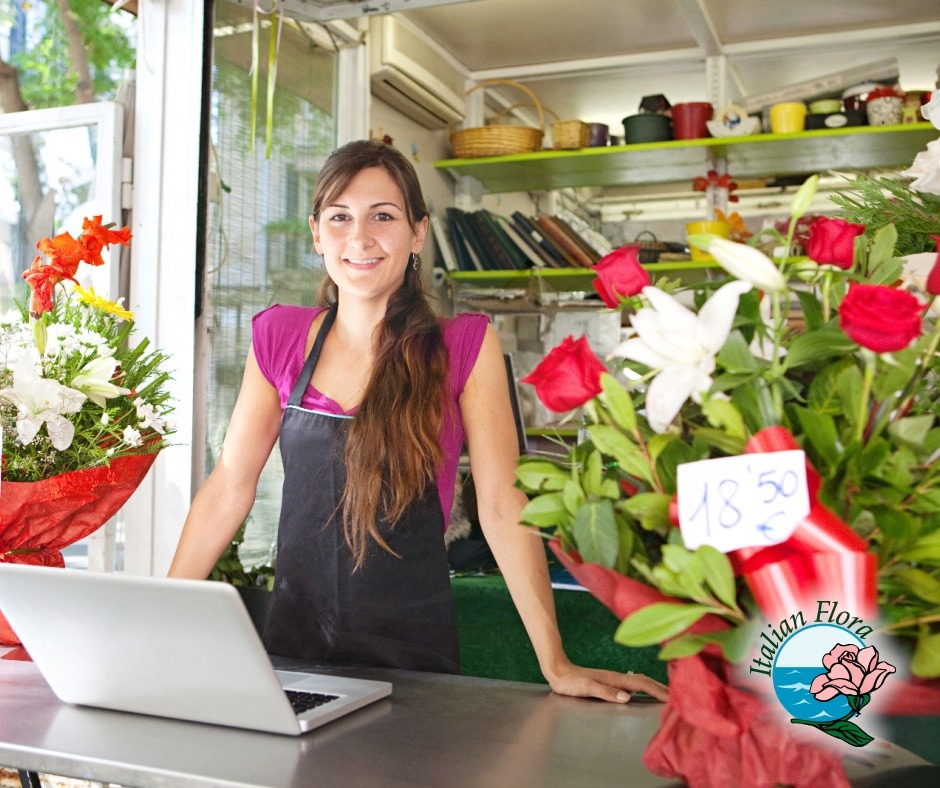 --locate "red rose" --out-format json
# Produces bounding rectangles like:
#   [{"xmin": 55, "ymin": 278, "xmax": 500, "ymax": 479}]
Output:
[
  {"xmin": 806, "ymin": 217, "xmax": 866, "ymax": 269},
  {"xmin": 927, "ymin": 234, "xmax": 940, "ymax": 296},
  {"xmin": 838, "ymin": 282, "xmax": 926, "ymax": 353},
  {"xmin": 521, "ymin": 335, "xmax": 607, "ymax": 412},
  {"xmin": 591, "ymin": 245, "xmax": 650, "ymax": 308}
]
